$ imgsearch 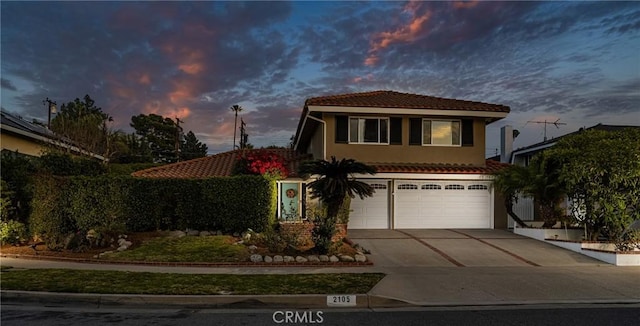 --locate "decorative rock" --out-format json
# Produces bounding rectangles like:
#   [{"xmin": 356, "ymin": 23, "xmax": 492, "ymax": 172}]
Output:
[
  {"xmin": 355, "ymin": 253, "xmax": 367, "ymax": 262},
  {"xmin": 243, "ymin": 233, "xmax": 251, "ymax": 241},
  {"xmin": 339, "ymin": 255, "xmax": 355, "ymax": 262},
  {"xmin": 295, "ymin": 256, "xmax": 308, "ymax": 263},
  {"xmin": 187, "ymin": 229, "xmax": 200, "ymax": 236},
  {"xmin": 117, "ymin": 245, "xmax": 127, "ymax": 252},
  {"xmin": 250, "ymin": 254, "xmax": 263, "ymax": 263},
  {"xmin": 264, "ymin": 256, "xmax": 273, "ymax": 263},
  {"xmin": 319, "ymin": 255, "xmax": 330, "ymax": 262},
  {"xmin": 273, "ymin": 255, "xmax": 284, "ymax": 262},
  {"xmin": 199, "ymin": 231, "xmax": 211, "ymax": 237},
  {"xmin": 248, "ymin": 245, "xmax": 258, "ymax": 251},
  {"xmin": 283, "ymin": 256, "xmax": 295, "ymax": 263},
  {"xmin": 236, "ymin": 240, "xmax": 244, "ymax": 245},
  {"xmin": 169, "ymin": 230, "xmax": 186, "ymax": 238},
  {"xmin": 329, "ymin": 255, "xmax": 340, "ymax": 262},
  {"xmin": 307, "ymin": 255, "xmax": 320, "ymax": 262},
  {"xmin": 117, "ymin": 238, "xmax": 126, "ymax": 246},
  {"xmin": 93, "ymin": 255, "xmax": 99, "ymax": 259}
]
